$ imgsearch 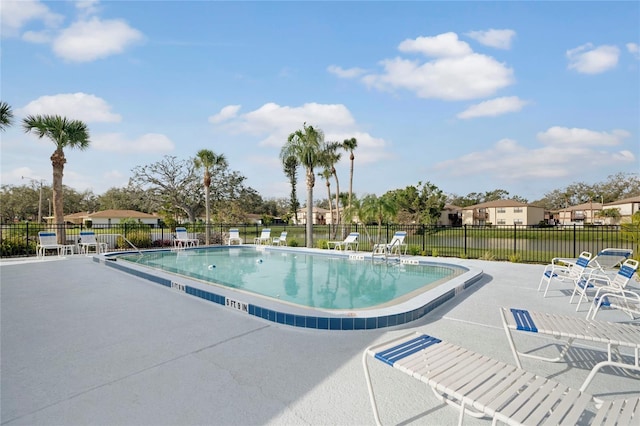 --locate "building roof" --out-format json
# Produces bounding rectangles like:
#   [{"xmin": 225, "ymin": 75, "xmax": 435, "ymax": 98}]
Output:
[
  {"xmin": 557, "ymin": 202, "xmax": 603, "ymax": 212},
  {"xmin": 605, "ymin": 195, "xmax": 640, "ymax": 206},
  {"xmin": 87, "ymin": 209, "xmax": 157, "ymax": 219},
  {"xmin": 463, "ymin": 199, "xmax": 542, "ymax": 209}
]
